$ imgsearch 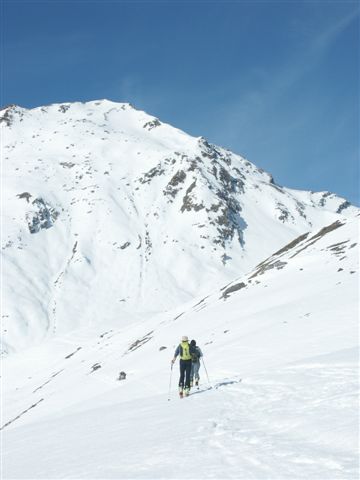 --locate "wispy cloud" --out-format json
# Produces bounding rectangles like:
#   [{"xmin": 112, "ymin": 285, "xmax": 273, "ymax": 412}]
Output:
[
  {"xmin": 211, "ymin": 7, "xmax": 359, "ymax": 152},
  {"xmin": 312, "ymin": 8, "xmax": 359, "ymax": 52}
]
